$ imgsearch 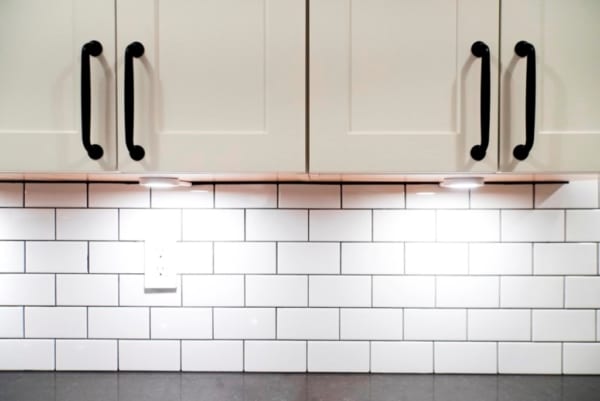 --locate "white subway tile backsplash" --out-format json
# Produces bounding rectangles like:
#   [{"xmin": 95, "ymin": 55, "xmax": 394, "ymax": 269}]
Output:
[
  {"xmin": 0, "ymin": 183, "xmax": 23, "ymax": 206},
  {"xmin": 565, "ymin": 277, "xmax": 600, "ymax": 308},
  {"xmin": 434, "ymin": 342, "xmax": 496, "ymax": 374},
  {"xmin": 277, "ymin": 308, "xmax": 339, "ymax": 340},
  {"xmin": 0, "ymin": 241, "xmax": 24, "ymax": 272},
  {"xmin": 214, "ymin": 308, "xmax": 275, "ymax": 339},
  {"xmin": 0, "ymin": 274, "xmax": 54, "ymax": 305},
  {"xmin": 278, "ymin": 242, "xmax": 339, "ymax": 274},
  {"xmin": 89, "ymin": 183, "xmax": 149, "ymax": 208},
  {"xmin": 436, "ymin": 277, "xmax": 499, "ymax": 308},
  {"xmin": 499, "ymin": 343, "xmax": 562, "ymax": 374},
  {"xmin": 533, "ymin": 243, "xmax": 597, "ymax": 275},
  {"xmin": 532, "ymin": 310, "xmax": 595, "ymax": 341},
  {"xmin": 279, "ymin": 184, "xmax": 339, "ymax": 208},
  {"xmin": 57, "ymin": 209, "xmax": 117, "ymax": 240},
  {"xmin": 25, "ymin": 307, "xmax": 86, "ymax": 338},
  {"xmin": 373, "ymin": 276, "xmax": 435, "ymax": 307},
  {"xmin": 341, "ymin": 309, "xmax": 403, "ymax": 340},
  {"xmin": 310, "ymin": 210, "xmax": 371, "ymax": 241},
  {"xmin": 119, "ymin": 340, "xmax": 180, "ymax": 371},
  {"xmin": 566, "ymin": 210, "xmax": 600, "ymax": 241},
  {"xmin": 172, "ymin": 242, "xmax": 213, "ymax": 274},
  {"xmin": 119, "ymin": 275, "xmax": 181, "ymax": 307},
  {"xmin": 89, "ymin": 242, "xmax": 144, "ymax": 274},
  {"xmin": 151, "ymin": 308, "xmax": 212, "ymax": 339},
  {"xmin": 151, "ymin": 185, "xmax": 213, "ymax": 208},
  {"xmin": 436, "ymin": 210, "xmax": 500, "ymax": 242},
  {"xmin": 214, "ymin": 242, "xmax": 275, "ymax": 274},
  {"xmin": 182, "ymin": 275, "xmax": 244, "ymax": 307},
  {"xmin": 405, "ymin": 243, "xmax": 468, "ymax": 275},
  {"xmin": 469, "ymin": 243, "xmax": 532, "ymax": 275},
  {"xmin": 89, "ymin": 307, "xmax": 149, "ymax": 339},
  {"xmin": 406, "ymin": 185, "xmax": 468, "ymax": 209},
  {"xmin": 309, "ymin": 276, "xmax": 371, "ymax": 307},
  {"xmin": 57, "ymin": 275, "xmax": 118, "ymax": 306},
  {"xmin": 182, "ymin": 341, "xmax": 243, "ymax": 371},
  {"xmin": 535, "ymin": 180, "xmax": 598, "ymax": 209},
  {"xmin": 468, "ymin": 310, "xmax": 530, "ymax": 341},
  {"xmin": 371, "ymin": 342, "xmax": 433, "ymax": 373},
  {"xmin": 564, "ymin": 344, "xmax": 600, "ymax": 374},
  {"xmin": 373, "ymin": 210, "xmax": 435, "ymax": 242},
  {"xmin": 404, "ymin": 309, "xmax": 466, "ymax": 341},
  {"xmin": 342, "ymin": 243, "xmax": 403, "ymax": 275},
  {"xmin": 342, "ymin": 185, "xmax": 405, "ymax": 209},
  {"xmin": 0, "ymin": 307, "xmax": 23, "ymax": 337},
  {"xmin": 500, "ymin": 277, "xmax": 563, "ymax": 308},
  {"xmin": 25, "ymin": 183, "xmax": 86, "ymax": 207},
  {"xmin": 246, "ymin": 275, "xmax": 307, "ymax": 307},
  {"xmin": 245, "ymin": 341, "xmax": 306, "ymax": 372},
  {"xmin": 120, "ymin": 209, "xmax": 181, "ymax": 241},
  {"xmin": 216, "ymin": 184, "xmax": 277, "ymax": 208},
  {"xmin": 501, "ymin": 210, "xmax": 564, "ymax": 242},
  {"xmin": 308, "ymin": 341, "xmax": 369, "ymax": 372},
  {"xmin": 470, "ymin": 185, "xmax": 533, "ymax": 209},
  {"xmin": 56, "ymin": 340, "xmax": 117, "ymax": 371},
  {"xmin": 183, "ymin": 209, "xmax": 244, "ymax": 241},
  {"xmin": 246, "ymin": 210, "xmax": 307, "ymax": 241},
  {"xmin": 0, "ymin": 339, "xmax": 54, "ymax": 370},
  {"xmin": 0, "ymin": 209, "xmax": 54, "ymax": 240},
  {"xmin": 26, "ymin": 241, "xmax": 87, "ymax": 273}
]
